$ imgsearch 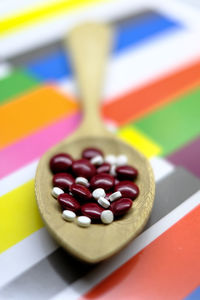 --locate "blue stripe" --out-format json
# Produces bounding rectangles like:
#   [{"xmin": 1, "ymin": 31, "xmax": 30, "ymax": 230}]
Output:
[
  {"xmin": 26, "ymin": 11, "xmax": 181, "ymax": 81},
  {"xmin": 184, "ymin": 286, "xmax": 200, "ymax": 300}
]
